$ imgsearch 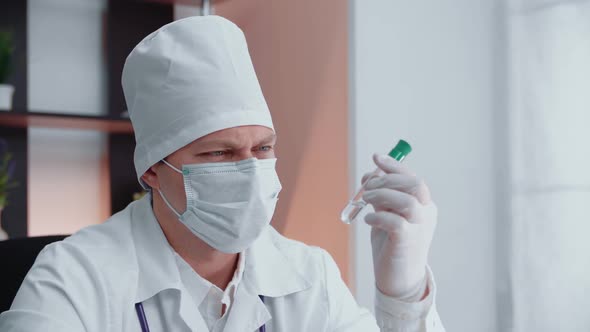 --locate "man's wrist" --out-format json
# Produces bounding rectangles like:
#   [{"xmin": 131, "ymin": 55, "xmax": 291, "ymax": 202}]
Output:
[
  {"xmin": 394, "ymin": 273, "xmax": 428, "ymax": 302},
  {"xmin": 377, "ymin": 268, "xmax": 428, "ymax": 302}
]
